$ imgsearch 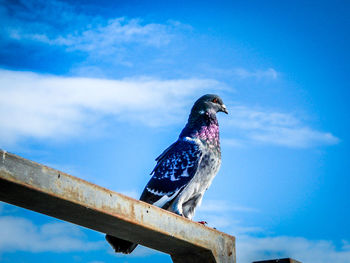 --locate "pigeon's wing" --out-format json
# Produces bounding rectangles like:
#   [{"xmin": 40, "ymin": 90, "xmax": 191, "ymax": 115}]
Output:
[{"xmin": 140, "ymin": 139, "xmax": 202, "ymax": 209}]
